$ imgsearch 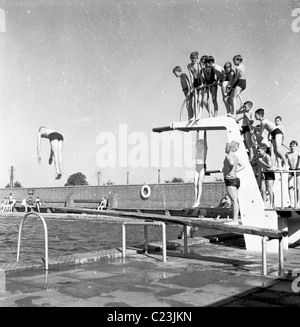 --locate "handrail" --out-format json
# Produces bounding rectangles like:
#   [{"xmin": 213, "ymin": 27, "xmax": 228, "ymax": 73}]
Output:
[
  {"xmin": 179, "ymin": 82, "xmax": 221, "ymax": 122},
  {"xmin": 122, "ymin": 221, "xmax": 166, "ymax": 262},
  {"xmin": 273, "ymin": 169, "xmax": 300, "ymax": 209},
  {"xmin": 17, "ymin": 212, "xmax": 49, "ymax": 270}
]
